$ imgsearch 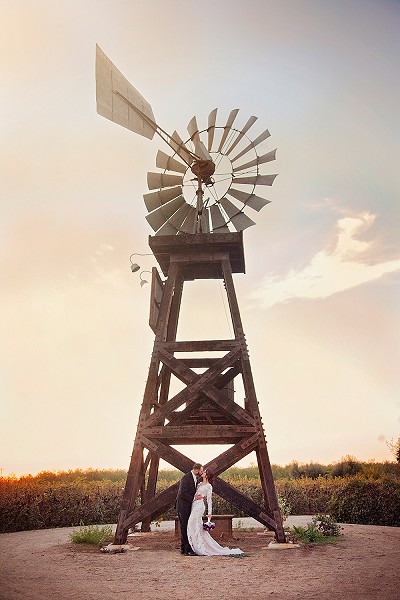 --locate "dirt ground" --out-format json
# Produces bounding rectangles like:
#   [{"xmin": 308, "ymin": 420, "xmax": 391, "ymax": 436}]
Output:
[{"xmin": 0, "ymin": 524, "xmax": 399, "ymax": 600}]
